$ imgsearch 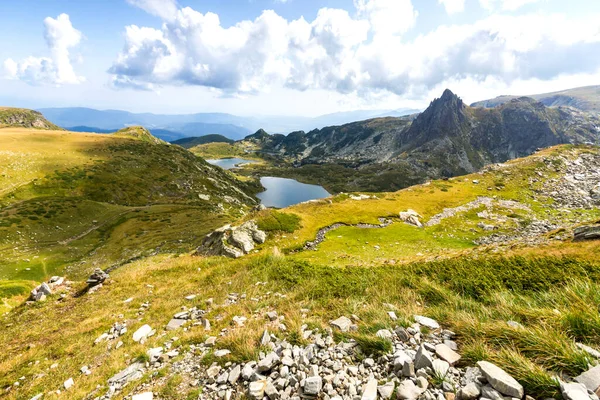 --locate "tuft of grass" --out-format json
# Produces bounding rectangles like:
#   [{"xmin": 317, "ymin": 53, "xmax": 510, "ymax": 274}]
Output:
[{"xmin": 256, "ymin": 210, "xmax": 302, "ymax": 233}]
